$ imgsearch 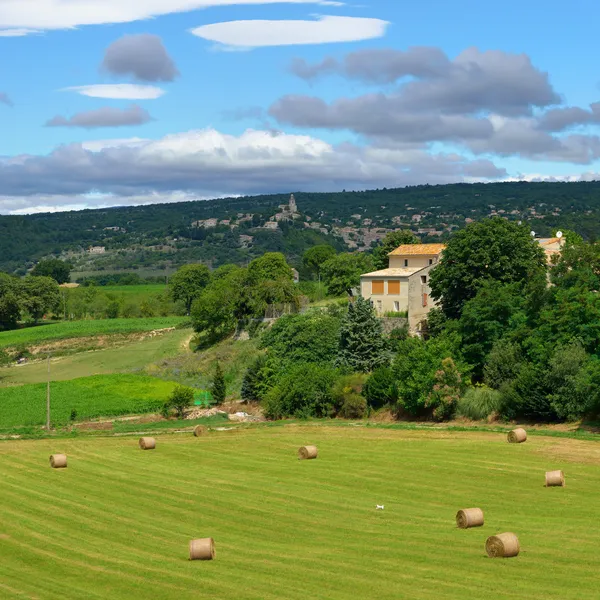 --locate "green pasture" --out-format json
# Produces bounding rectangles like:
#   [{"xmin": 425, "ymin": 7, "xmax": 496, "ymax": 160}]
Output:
[
  {"xmin": 0, "ymin": 328, "xmax": 192, "ymax": 387},
  {"xmin": 0, "ymin": 426, "xmax": 599, "ymax": 599},
  {"xmin": 0, "ymin": 374, "xmax": 176, "ymax": 428},
  {"xmin": 0, "ymin": 317, "xmax": 187, "ymax": 350}
]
